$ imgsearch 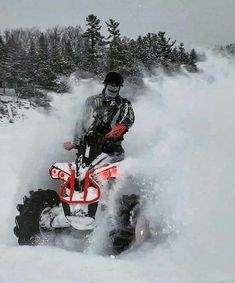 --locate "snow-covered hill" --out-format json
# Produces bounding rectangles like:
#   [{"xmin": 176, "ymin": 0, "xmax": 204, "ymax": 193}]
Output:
[{"xmin": 0, "ymin": 53, "xmax": 235, "ymax": 283}]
